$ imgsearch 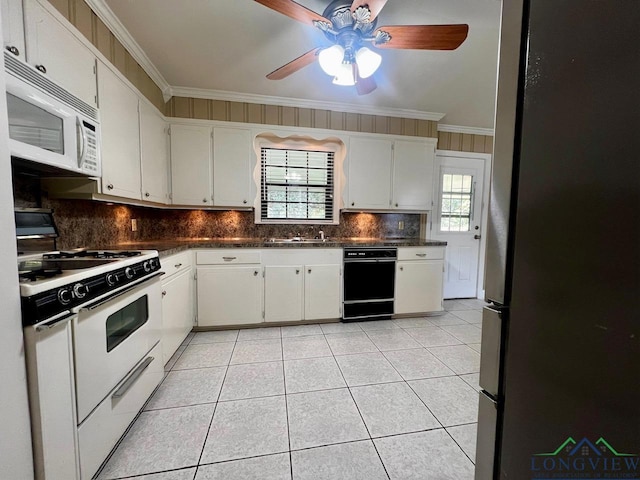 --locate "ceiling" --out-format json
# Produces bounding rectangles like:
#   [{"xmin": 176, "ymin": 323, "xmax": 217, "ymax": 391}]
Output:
[{"xmin": 103, "ymin": 0, "xmax": 501, "ymax": 129}]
